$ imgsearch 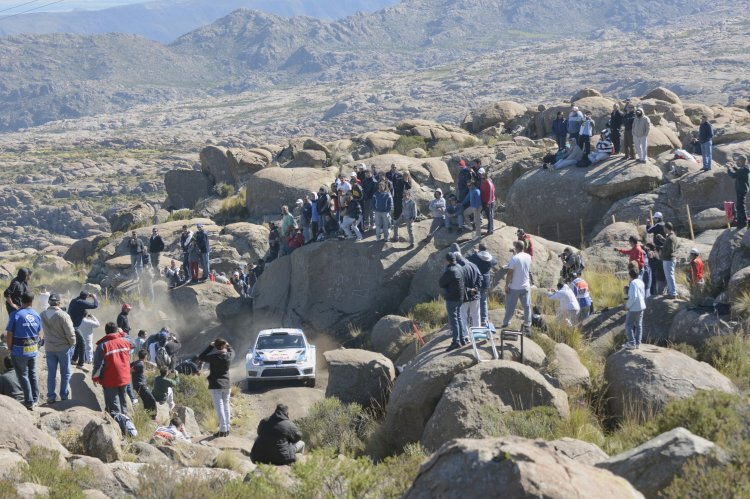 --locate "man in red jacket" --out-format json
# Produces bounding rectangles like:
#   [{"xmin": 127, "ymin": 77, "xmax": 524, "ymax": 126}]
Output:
[
  {"xmin": 479, "ymin": 168, "xmax": 496, "ymax": 235},
  {"xmin": 92, "ymin": 322, "xmax": 133, "ymax": 415},
  {"xmin": 615, "ymin": 236, "xmax": 646, "ymax": 273}
]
